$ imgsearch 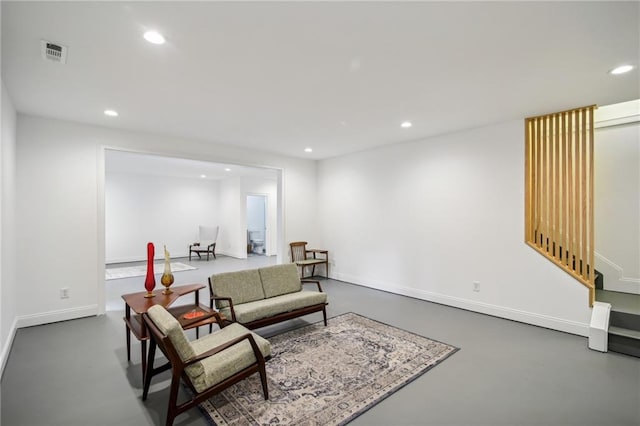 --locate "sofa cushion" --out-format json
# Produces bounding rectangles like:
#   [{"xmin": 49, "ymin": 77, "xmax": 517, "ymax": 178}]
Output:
[
  {"xmin": 219, "ymin": 291, "xmax": 327, "ymax": 324},
  {"xmin": 259, "ymin": 264, "xmax": 302, "ymax": 298},
  {"xmin": 210, "ymin": 269, "xmax": 265, "ymax": 309},
  {"xmin": 146, "ymin": 305, "xmax": 204, "ymax": 379},
  {"xmin": 188, "ymin": 323, "xmax": 271, "ymax": 393}
]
